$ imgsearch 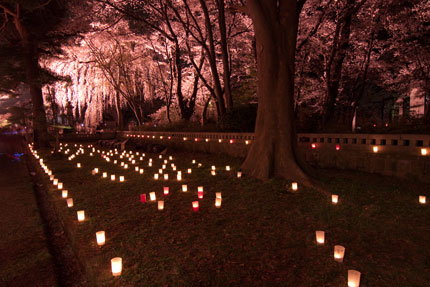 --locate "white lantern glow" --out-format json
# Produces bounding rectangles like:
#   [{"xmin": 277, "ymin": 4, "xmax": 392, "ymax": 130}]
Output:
[
  {"xmin": 237, "ymin": 171, "xmax": 242, "ymax": 178},
  {"xmin": 419, "ymin": 195, "xmax": 426, "ymax": 204},
  {"xmin": 53, "ymin": 179, "xmax": 58, "ymax": 185},
  {"xmin": 315, "ymin": 231, "xmax": 325, "ymax": 244},
  {"xmin": 182, "ymin": 185, "xmax": 188, "ymax": 192},
  {"xmin": 57, "ymin": 182, "xmax": 63, "ymax": 190},
  {"xmin": 135, "ymin": 166, "xmax": 139, "ymax": 172},
  {"xmin": 111, "ymin": 257, "xmax": 122, "ymax": 276},
  {"xmin": 140, "ymin": 169, "xmax": 144, "ymax": 174},
  {"xmin": 158, "ymin": 169, "xmax": 163, "ymax": 174},
  {"xmin": 291, "ymin": 182, "xmax": 298, "ymax": 191},
  {"xmin": 198, "ymin": 186, "xmax": 204, "ymax": 192},
  {"xmin": 216, "ymin": 192, "xmax": 222, "ymax": 199},
  {"xmin": 211, "ymin": 170, "xmax": 216, "ymax": 176},
  {"xmin": 192, "ymin": 160, "xmax": 196, "ymax": 164},
  {"xmin": 347, "ymin": 270, "xmax": 361, "ymax": 287},
  {"xmin": 102, "ymin": 172, "xmax": 107, "ymax": 178},
  {"xmin": 77, "ymin": 210, "xmax": 85, "ymax": 222},
  {"xmin": 111, "ymin": 174, "xmax": 116, "ymax": 181},
  {"xmin": 77, "ymin": 163, "xmax": 81, "ymax": 168},
  {"xmin": 177, "ymin": 173, "xmax": 182, "ymax": 181},
  {"xmin": 334, "ymin": 245, "xmax": 345, "ymax": 262},
  {"xmin": 226, "ymin": 165, "xmax": 230, "ymax": 171},
  {"xmin": 163, "ymin": 187, "xmax": 169, "ymax": 195},
  {"xmin": 94, "ymin": 168, "xmax": 99, "ymax": 173},
  {"xmin": 67, "ymin": 198, "xmax": 73, "ymax": 207},
  {"xmin": 332, "ymin": 194, "xmax": 339, "ymax": 204},
  {"xmin": 421, "ymin": 148, "xmax": 428, "ymax": 156},
  {"xmin": 154, "ymin": 174, "xmax": 159, "ymax": 180},
  {"xmin": 149, "ymin": 192, "xmax": 156, "ymax": 201},
  {"xmin": 124, "ymin": 164, "xmax": 128, "ymax": 169},
  {"xmin": 372, "ymin": 146, "xmax": 379, "ymax": 153},
  {"xmin": 96, "ymin": 231, "xmax": 105, "ymax": 246},
  {"xmin": 211, "ymin": 166, "xmax": 216, "ymax": 170},
  {"xmin": 215, "ymin": 198, "xmax": 222, "ymax": 208},
  {"xmin": 187, "ymin": 168, "xmax": 192, "ymax": 174},
  {"xmin": 148, "ymin": 162, "xmax": 152, "ymax": 167},
  {"xmin": 163, "ymin": 174, "xmax": 169, "ymax": 180},
  {"xmin": 158, "ymin": 201, "xmax": 164, "ymax": 210},
  {"xmin": 119, "ymin": 176, "xmax": 125, "ymax": 182},
  {"xmin": 62, "ymin": 190, "xmax": 68, "ymax": 198}
]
